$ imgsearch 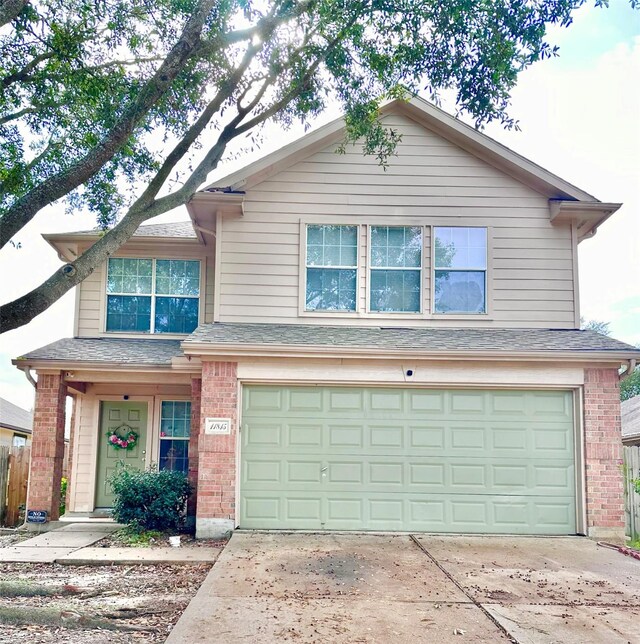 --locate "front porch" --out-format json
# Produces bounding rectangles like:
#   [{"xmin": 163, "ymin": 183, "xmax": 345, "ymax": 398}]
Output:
[{"xmin": 23, "ymin": 364, "xmax": 202, "ymax": 523}]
